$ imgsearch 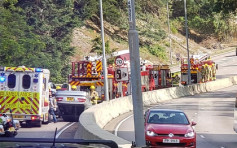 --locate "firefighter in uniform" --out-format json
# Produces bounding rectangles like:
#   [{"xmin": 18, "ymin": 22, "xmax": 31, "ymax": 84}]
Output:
[
  {"xmin": 205, "ymin": 64, "xmax": 209, "ymax": 82},
  {"xmin": 90, "ymin": 85, "xmax": 99, "ymax": 105},
  {"xmin": 201, "ymin": 65, "xmax": 206, "ymax": 83},
  {"xmin": 208, "ymin": 65, "xmax": 212, "ymax": 81},
  {"xmin": 212, "ymin": 63, "xmax": 216, "ymax": 80}
]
